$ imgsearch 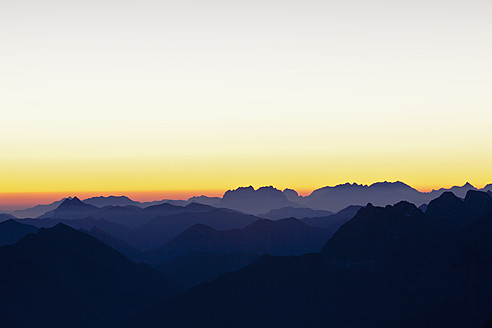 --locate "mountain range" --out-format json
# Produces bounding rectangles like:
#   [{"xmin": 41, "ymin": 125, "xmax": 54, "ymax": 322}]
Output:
[
  {"xmin": 125, "ymin": 189, "xmax": 492, "ymax": 328},
  {"xmin": 1, "ymin": 186, "xmax": 492, "ymax": 327},
  {"xmin": 5, "ymin": 181, "xmax": 491, "ymax": 218}
]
